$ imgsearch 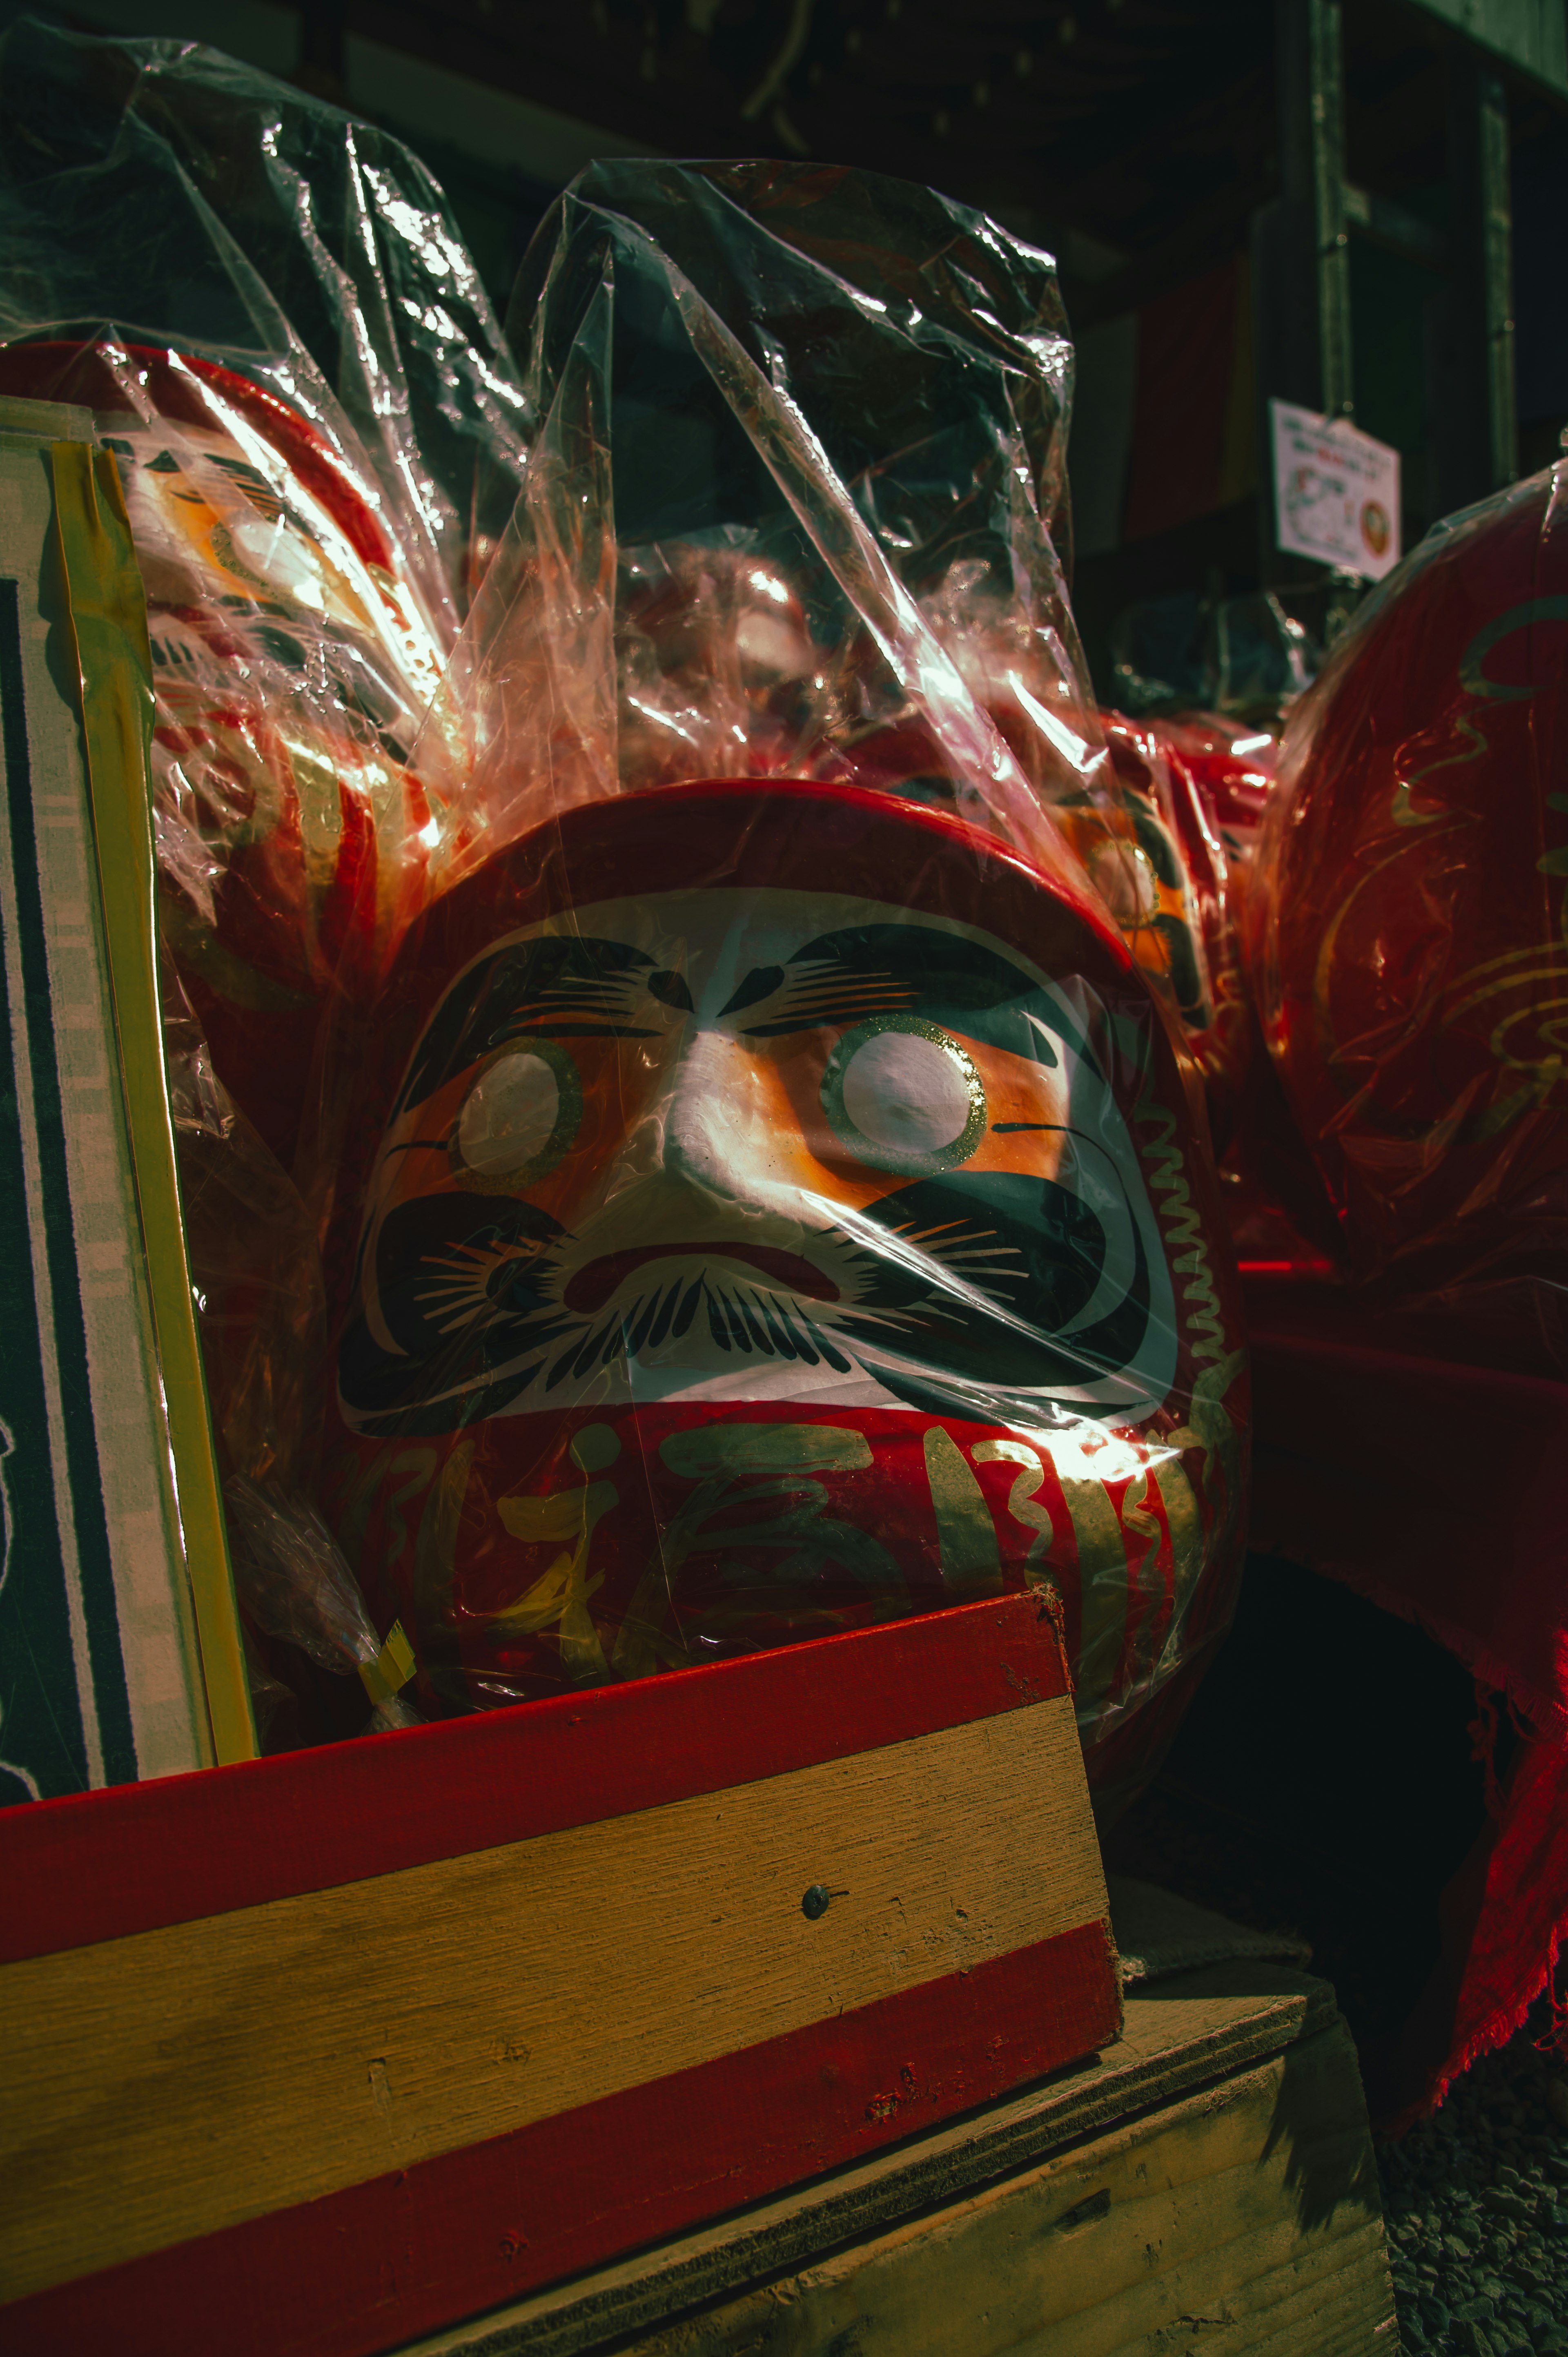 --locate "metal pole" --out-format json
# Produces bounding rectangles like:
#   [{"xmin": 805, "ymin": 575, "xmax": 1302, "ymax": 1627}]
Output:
[
  {"xmin": 1431, "ymin": 56, "xmax": 1518, "ymax": 512},
  {"xmin": 1479, "ymin": 71, "xmax": 1519, "ymax": 491},
  {"xmin": 1308, "ymin": 0, "xmax": 1353, "ymax": 420},
  {"xmin": 1253, "ymin": 0, "xmax": 1352, "ymax": 578}
]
